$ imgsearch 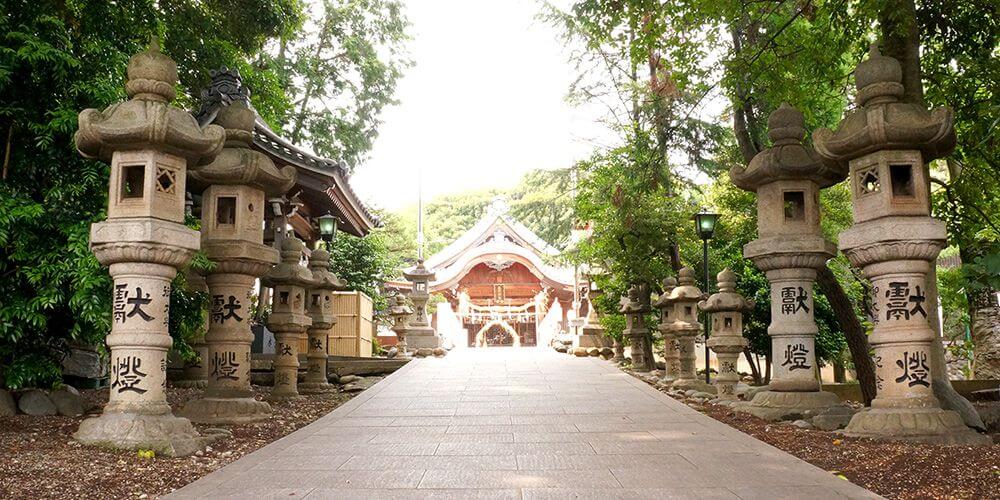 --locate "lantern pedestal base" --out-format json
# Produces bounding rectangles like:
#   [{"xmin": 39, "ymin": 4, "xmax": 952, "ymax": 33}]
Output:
[
  {"xmin": 739, "ymin": 390, "xmax": 841, "ymax": 421},
  {"xmin": 75, "ymin": 412, "xmax": 214, "ymax": 457},
  {"xmin": 406, "ymin": 327, "xmax": 441, "ymax": 349},
  {"xmin": 180, "ymin": 396, "xmax": 271, "ymax": 425},
  {"xmin": 172, "ymin": 379, "xmax": 207, "ymax": 389},
  {"xmin": 842, "ymin": 408, "xmax": 990, "ymax": 445}
]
